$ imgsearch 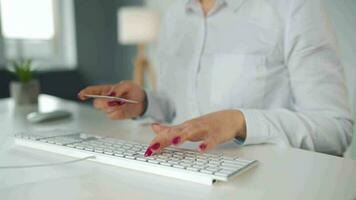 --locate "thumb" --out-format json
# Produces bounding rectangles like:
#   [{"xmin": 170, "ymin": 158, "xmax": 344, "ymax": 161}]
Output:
[{"xmin": 151, "ymin": 123, "xmax": 169, "ymax": 134}]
